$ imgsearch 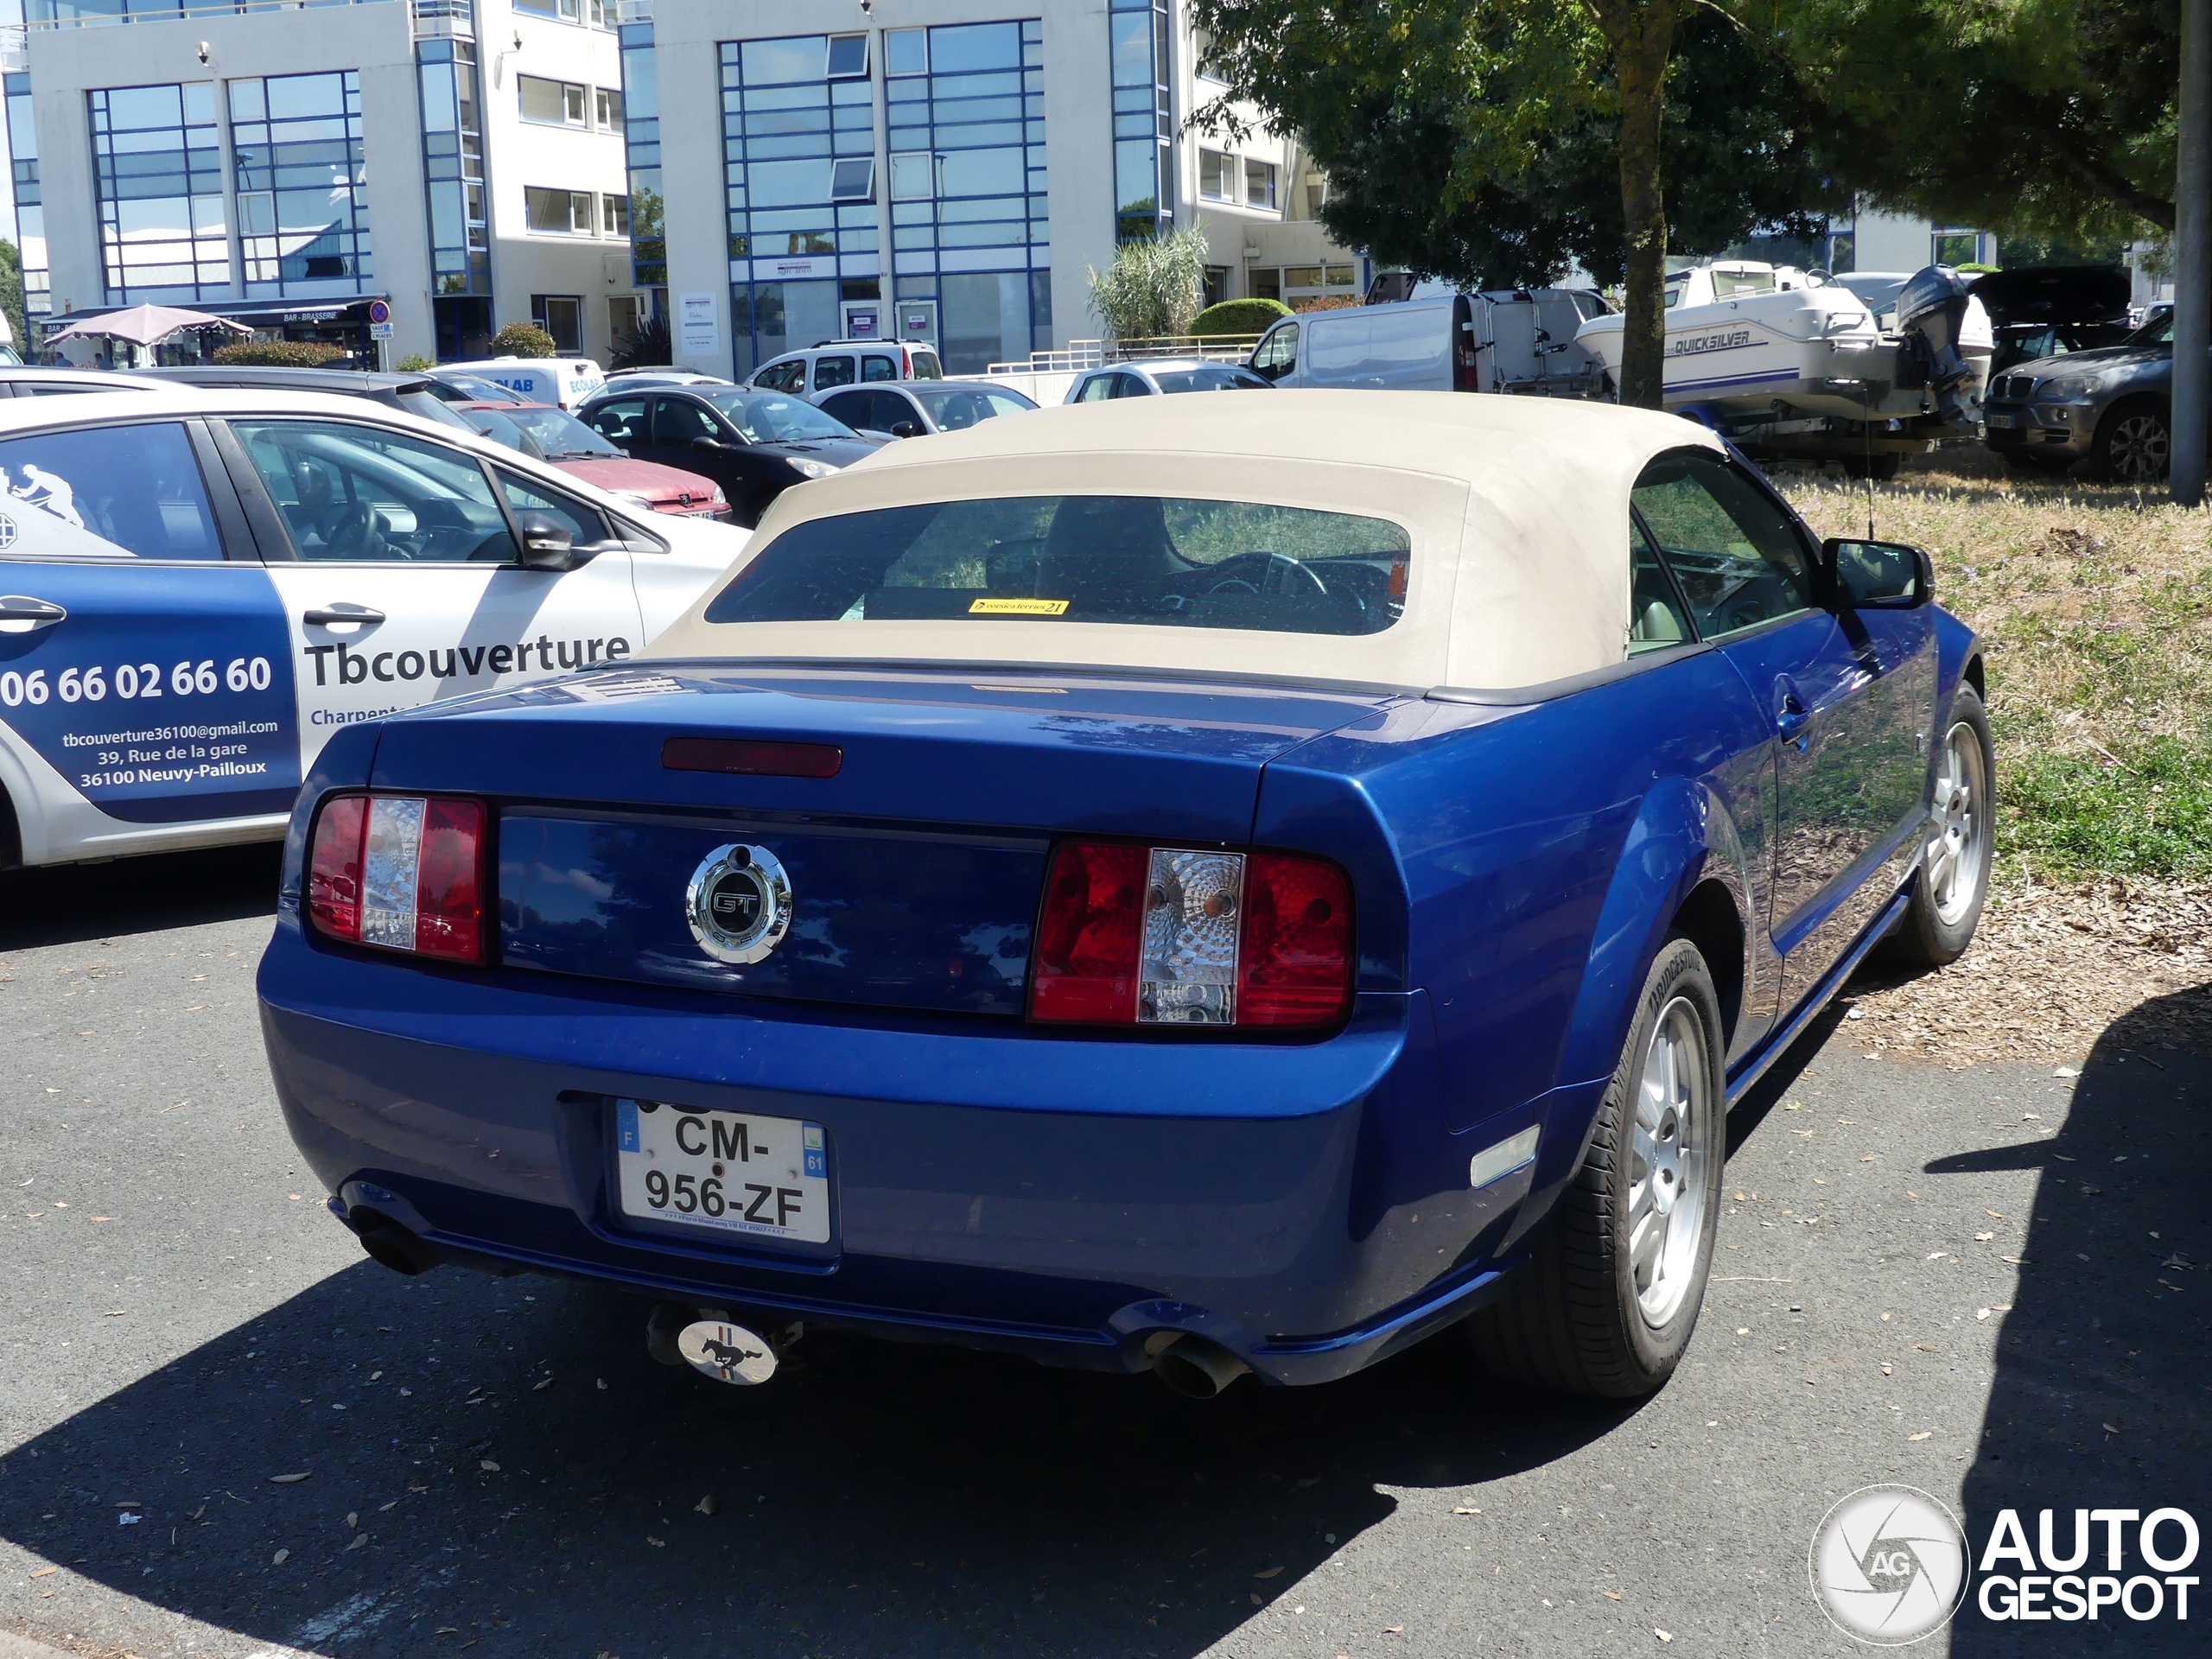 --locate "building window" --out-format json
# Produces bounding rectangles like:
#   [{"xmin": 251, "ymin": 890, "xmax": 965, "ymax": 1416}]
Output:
[
  {"xmin": 513, "ymin": 0, "xmax": 611, "ymax": 25},
  {"xmin": 87, "ymin": 81, "xmax": 228, "ymax": 303},
  {"xmin": 1305, "ymin": 180, "xmax": 1327, "ymax": 218},
  {"xmin": 889, "ymin": 151, "xmax": 935, "ymax": 201},
  {"xmin": 1194, "ymin": 30, "xmax": 1229, "ymax": 85},
  {"xmin": 519, "ymin": 74, "xmax": 587, "ymax": 126},
  {"xmin": 526, "ymin": 186, "xmax": 599, "ymax": 235},
  {"xmin": 1827, "ymin": 229, "xmax": 1856, "ymax": 273},
  {"xmin": 5, "ymin": 76, "xmax": 46, "ymax": 319},
  {"xmin": 1934, "ymin": 228, "xmax": 1989, "ymax": 267},
  {"xmin": 830, "ymin": 158, "xmax": 875, "ymax": 203},
  {"xmin": 1243, "ymin": 157, "xmax": 1277, "ymax": 212},
  {"xmin": 1109, "ymin": 0, "xmax": 1172, "ymax": 242},
  {"xmin": 827, "ymin": 34, "xmax": 869, "ymax": 79},
  {"xmin": 532, "ymin": 294, "xmax": 583, "ymax": 353},
  {"xmin": 419, "ymin": 40, "xmax": 488, "ymax": 299},
  {"xmin": 886, "ymin": 29, "xmax": 927, "ymax": 76},
  {"xmin": 595, "ymin": 86, "xmax": 623, "ymax": 128},
  {"xmin": 230, "ymin": 71, "xmax": 371, "ymax": 297},
  {"xmin": 1198, "ymin": 149, "xmax": 1233, "ymax": 203},
  {"xmin": 603, "ymin": 194, "xmax": 630, "ymax": 237},
  {"xmin": 617, "ymin": 20, "xmax": 664, "ymax": 289}
]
